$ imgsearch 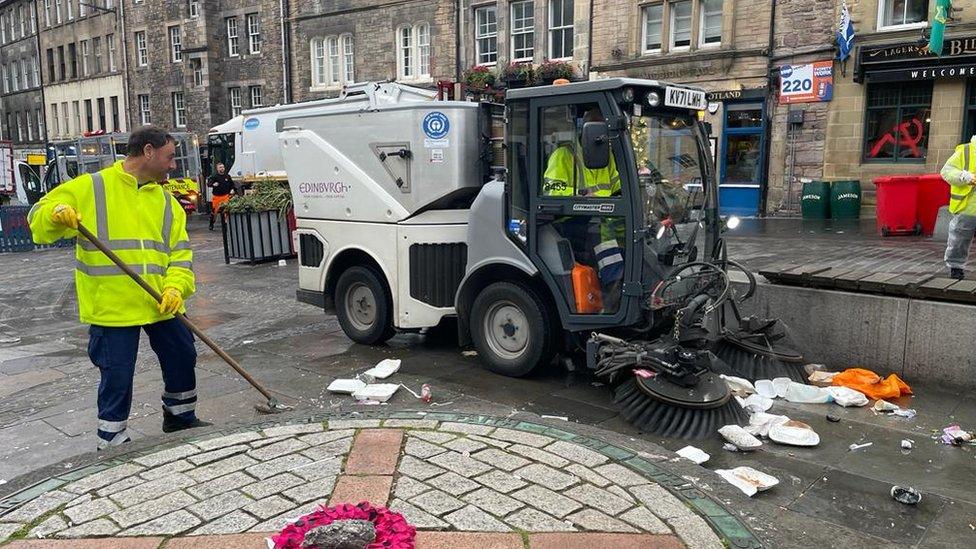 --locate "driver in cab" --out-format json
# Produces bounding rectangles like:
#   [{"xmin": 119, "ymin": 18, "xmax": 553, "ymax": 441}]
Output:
[{"xmin": 543, "ymin": 108, "xmax": 625, "ymax": 310}]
